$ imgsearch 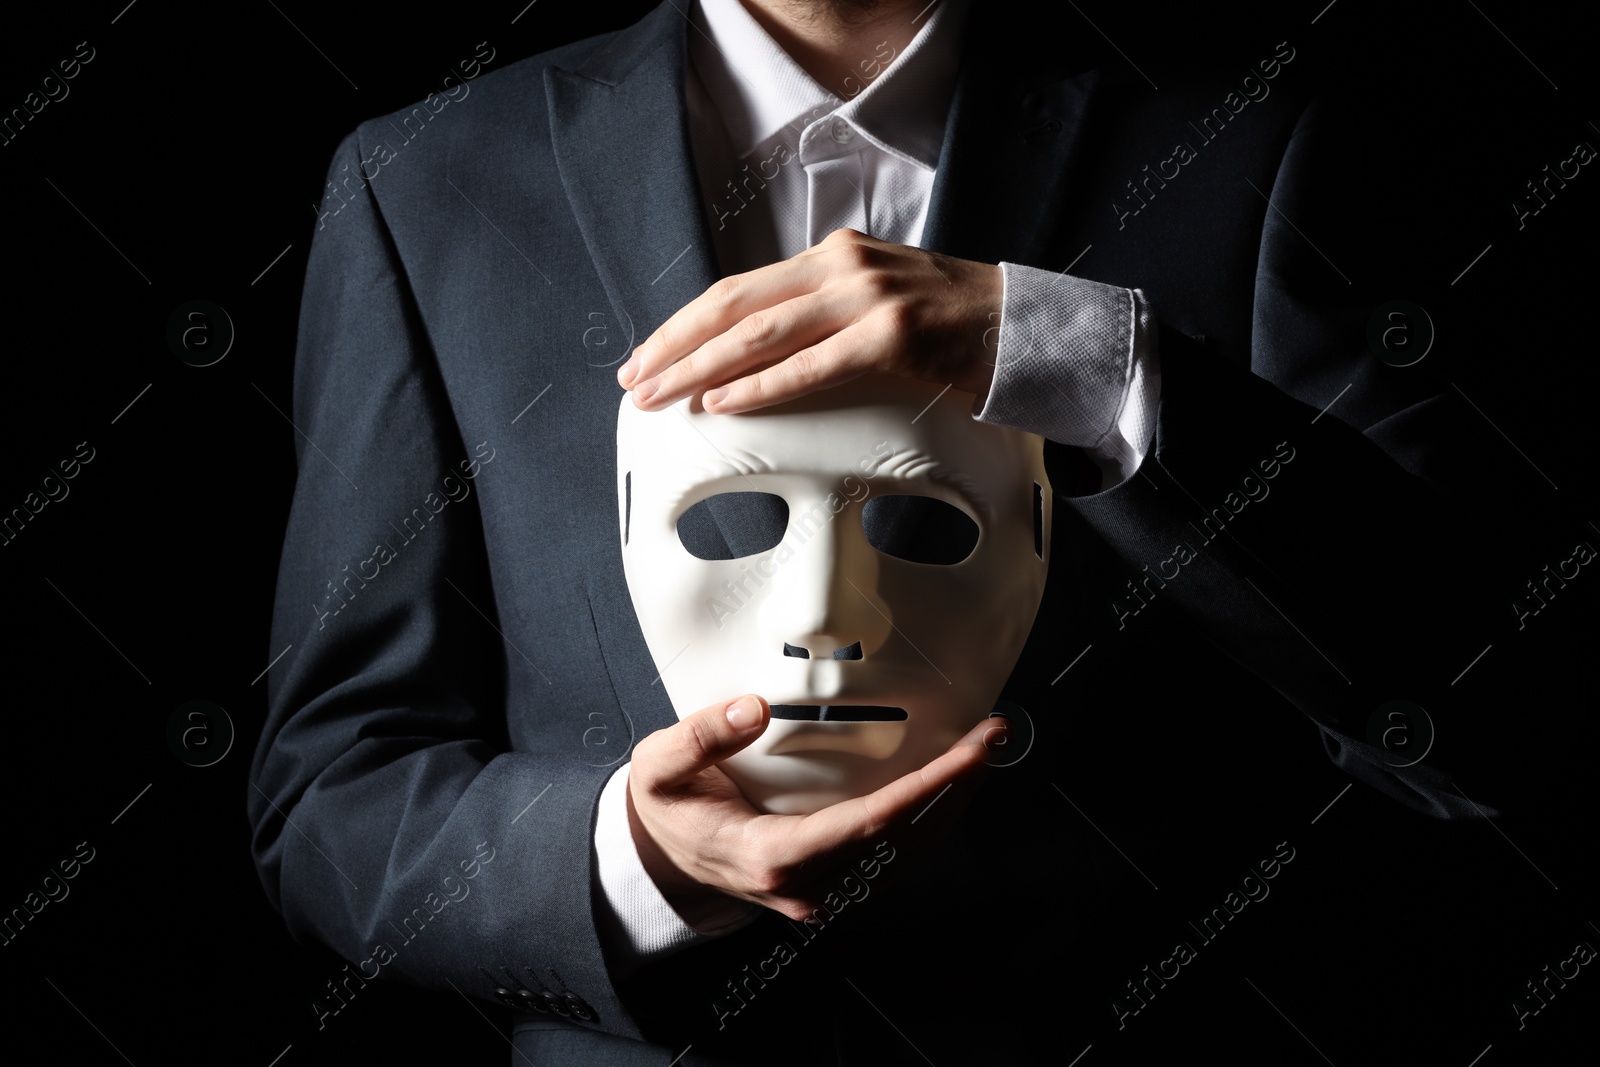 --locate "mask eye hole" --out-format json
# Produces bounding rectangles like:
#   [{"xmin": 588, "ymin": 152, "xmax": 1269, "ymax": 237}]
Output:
[
  {"xmin": 677, "ymin": 492, "xmax": 790, "ymax": 560},
  {"xmin": 861, "ymin": 494, "xmax": 978, "ymax": 565}
]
